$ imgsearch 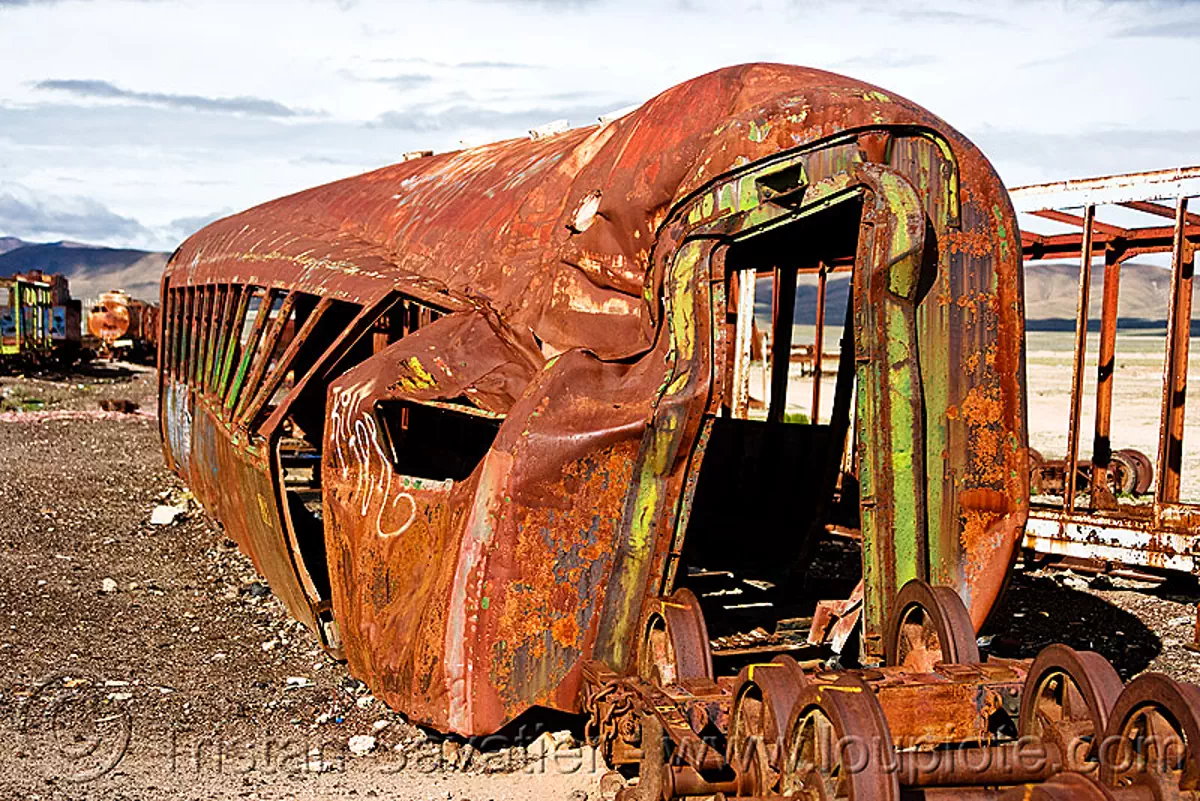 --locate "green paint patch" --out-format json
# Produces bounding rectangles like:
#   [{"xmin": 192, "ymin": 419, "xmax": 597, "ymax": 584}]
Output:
[
  {"xmin": 481, "ymin": 597, "xmax": 490, "ymax": 610},
  {"xmin": 738, "ymin": 177, "xmax": 758, "ymax": 211},
  {"xmin": 993, "ymin": 205, "xmax": 1012, "ymax": 259},
  {"xmin": 748, "ymin": 120, "xmax": 772, "ymax": 143}
]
